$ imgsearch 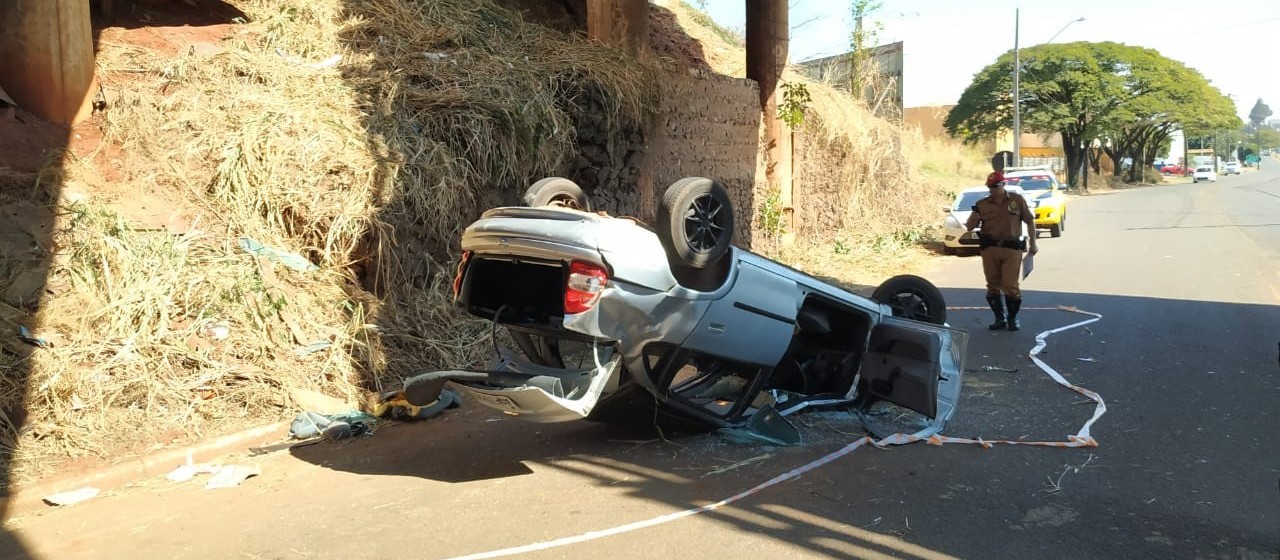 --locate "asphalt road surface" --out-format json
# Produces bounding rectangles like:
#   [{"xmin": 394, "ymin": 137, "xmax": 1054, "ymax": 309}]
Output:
[{"xmin": 1, "ymin": 167, "xmax": 1277, "ymax": 560}]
